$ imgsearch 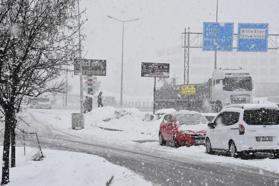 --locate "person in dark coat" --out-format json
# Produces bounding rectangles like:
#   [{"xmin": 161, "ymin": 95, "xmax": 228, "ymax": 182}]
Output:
[{"xmin": 97, "ymin": 91, "xmax": 103, "ymax": 107}]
